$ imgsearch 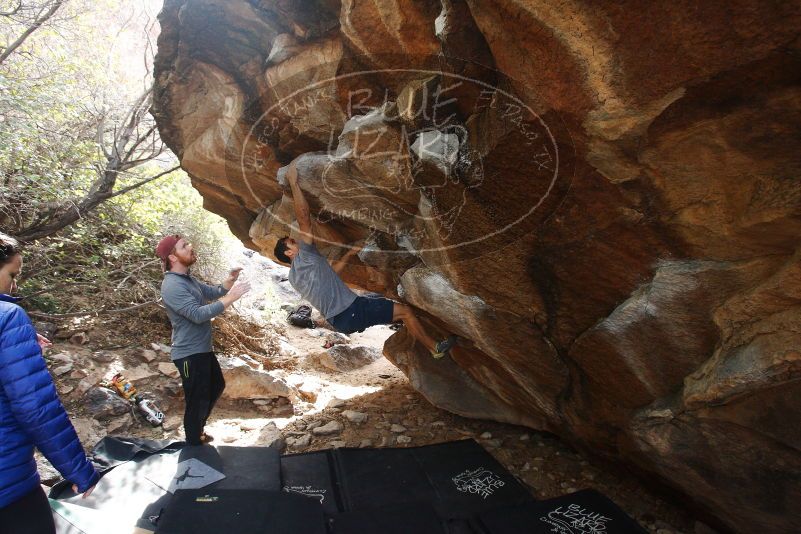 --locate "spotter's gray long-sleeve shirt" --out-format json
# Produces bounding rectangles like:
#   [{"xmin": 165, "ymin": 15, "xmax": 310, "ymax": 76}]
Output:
[{"xmin": 160, "ymin": 271, "xmax": 228, "ymax": 361}]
